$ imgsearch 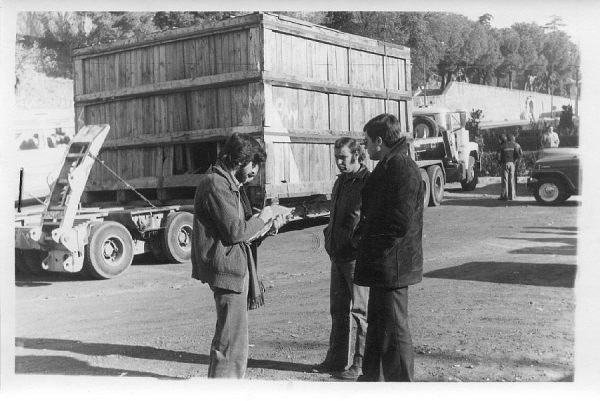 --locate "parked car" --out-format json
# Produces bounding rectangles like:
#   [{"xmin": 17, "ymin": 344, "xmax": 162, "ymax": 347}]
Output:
[{"xmin": 527, "ymin": 147, "xmax": 580, "ymax": 205}]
